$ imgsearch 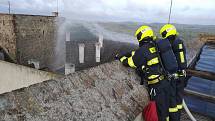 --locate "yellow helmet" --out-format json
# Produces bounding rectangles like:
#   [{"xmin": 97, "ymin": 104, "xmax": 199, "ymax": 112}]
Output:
[
  {"xmin": 135, "ymin": 26, "xmax": 154, "ymax": 42},
  {"xmin": 160, "ymin": 24, "xmax": 178, "ymax": 39}
]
